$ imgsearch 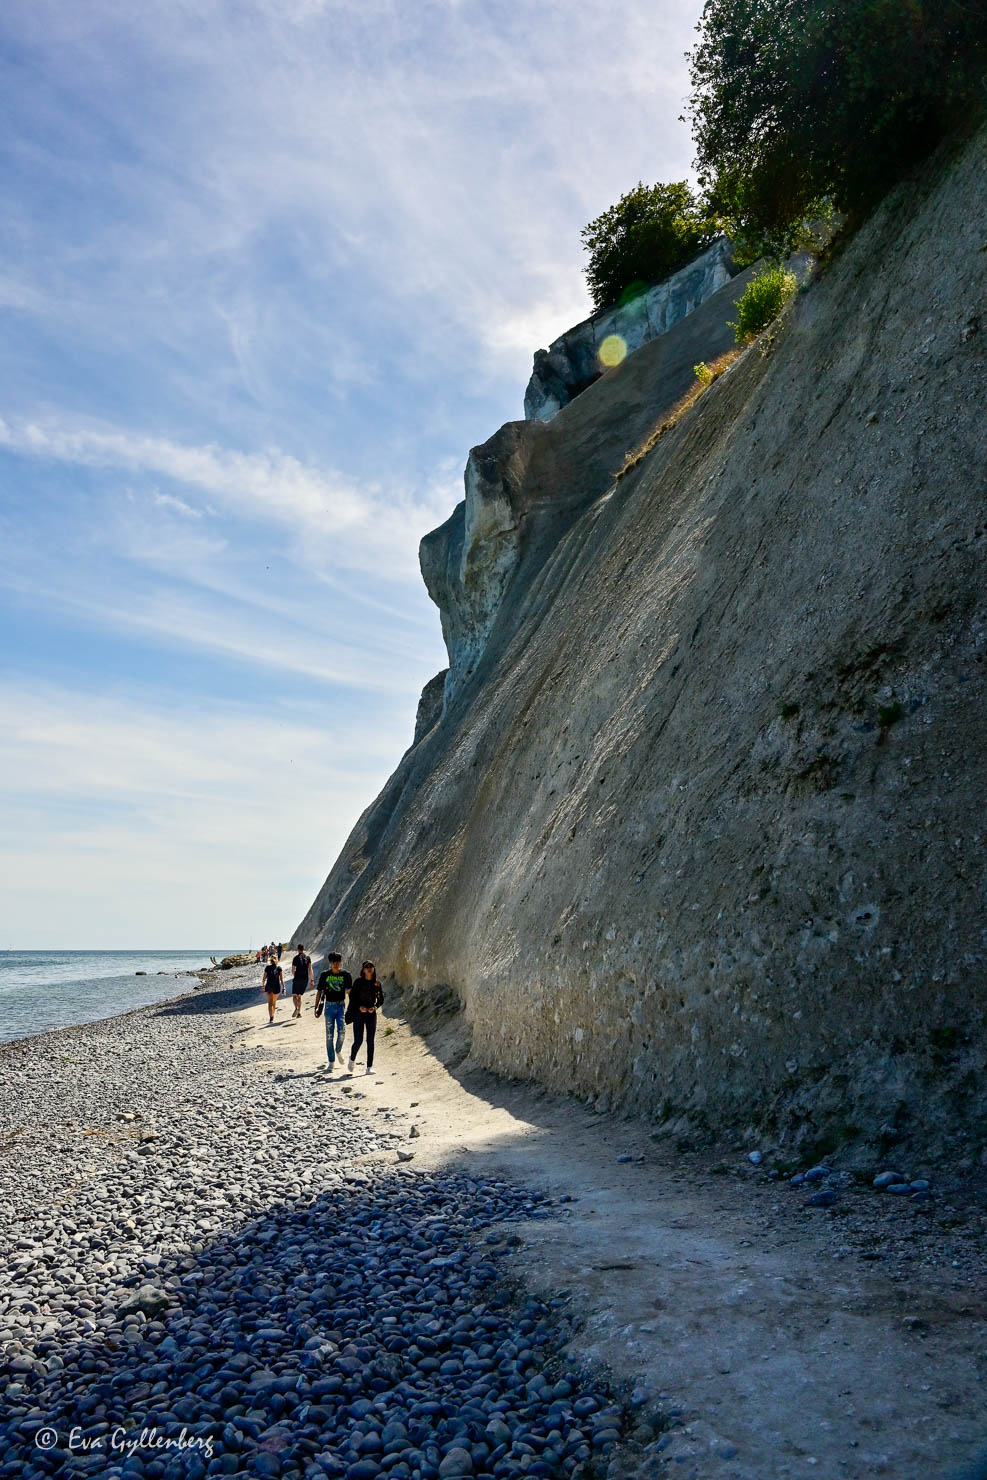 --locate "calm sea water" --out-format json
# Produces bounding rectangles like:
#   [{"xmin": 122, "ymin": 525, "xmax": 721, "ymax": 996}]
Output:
[{"xmin": 0, "ymin": 950, "xmax": 232, "ymax": 1044}]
